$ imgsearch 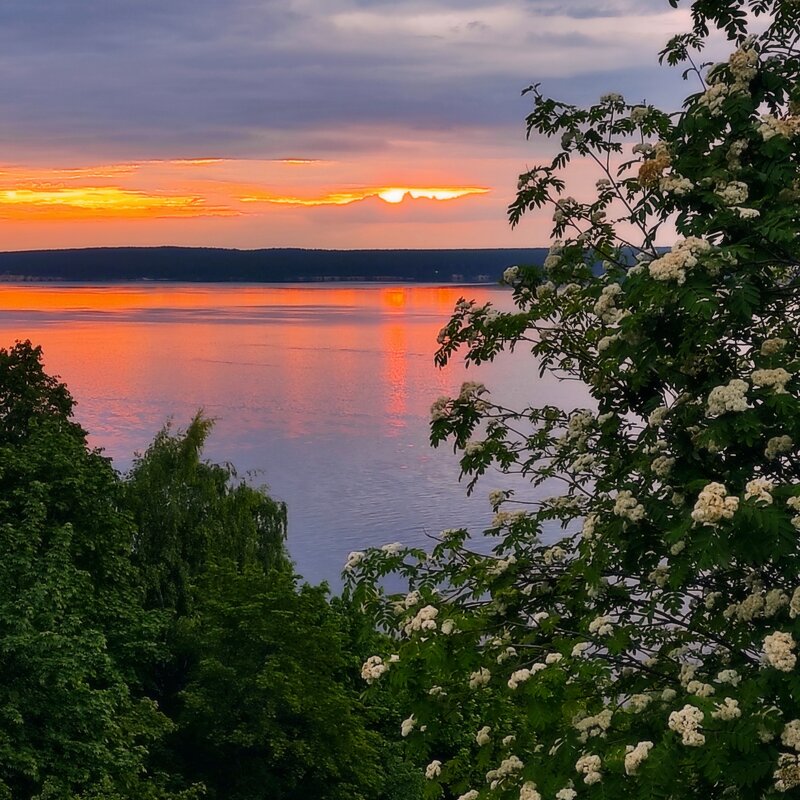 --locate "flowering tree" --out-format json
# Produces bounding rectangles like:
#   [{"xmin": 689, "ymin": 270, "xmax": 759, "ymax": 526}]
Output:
[{"xmin": 345, "ymin": 2, "xmax": 800, "ymax": 798}]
